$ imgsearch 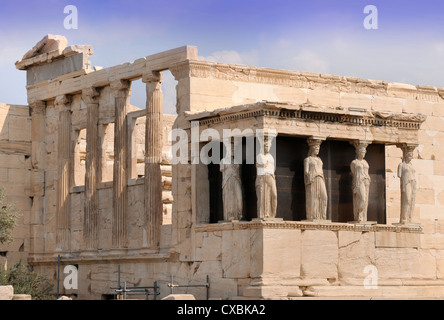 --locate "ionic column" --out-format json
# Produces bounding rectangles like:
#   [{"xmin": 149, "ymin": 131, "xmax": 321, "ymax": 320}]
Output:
[
  {"xmin": 55, "ymin": 95, "xmax": 73, "ymax": 253},
  {"xmin": 111, "ymin": 79, "xmax": 131, "ymax": 248},
  {"xmin": 29, "ymin": 100, "xmax": 46, "ymax": 257},
  {"xmin": 143, "ymin": 72, "xmax": 163, "ymax": 249},
  {"xmin": 82, "ymin": 87, "xmax": 100, "ymax": 251}
]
